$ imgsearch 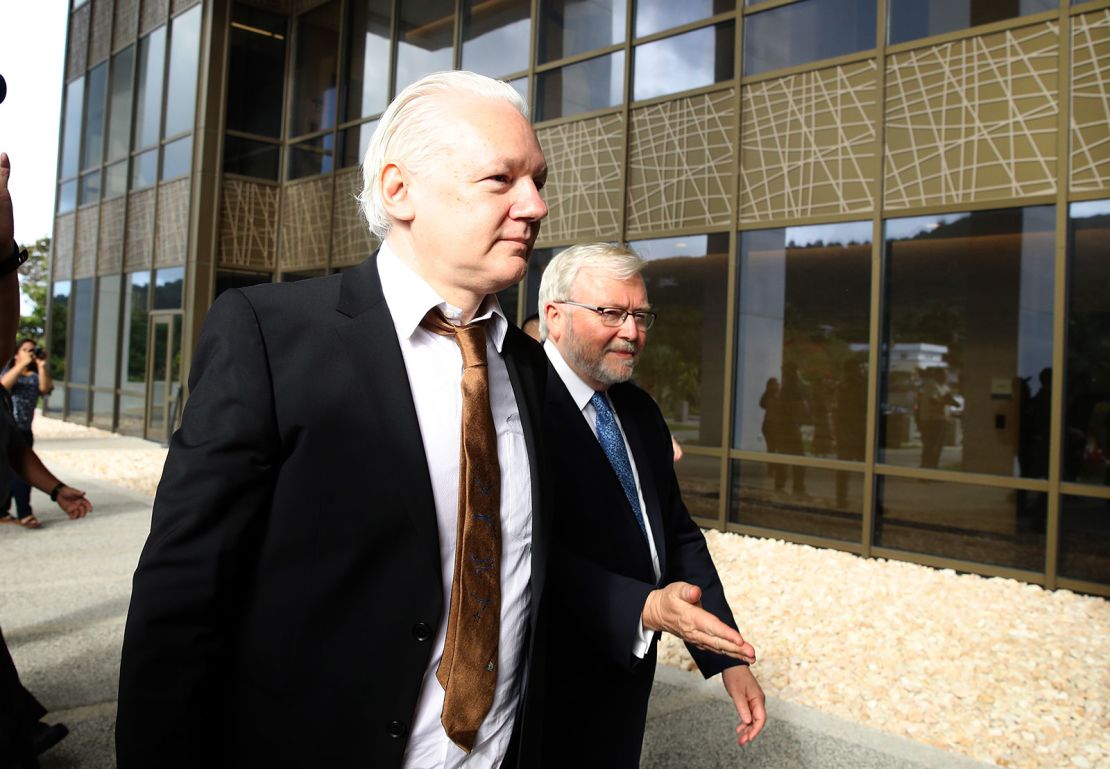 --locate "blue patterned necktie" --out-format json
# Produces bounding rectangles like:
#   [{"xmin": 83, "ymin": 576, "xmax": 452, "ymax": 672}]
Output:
[{"xmin": 590, "ymin": 391, "xmax": 648, "ymax": 543}]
